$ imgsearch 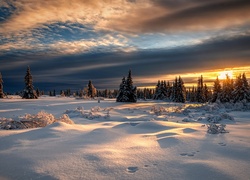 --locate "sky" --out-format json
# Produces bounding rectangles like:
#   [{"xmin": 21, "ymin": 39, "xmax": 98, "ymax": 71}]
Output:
[{"xmin": 0, "ymin": 0, "xmax": 250, "ymax": 93}]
